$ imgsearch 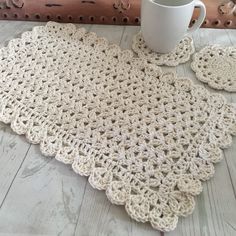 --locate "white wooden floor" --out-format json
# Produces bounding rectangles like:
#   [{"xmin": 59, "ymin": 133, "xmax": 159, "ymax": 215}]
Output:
[{"xmin": 0, "ymin": 21, "xmax": 235, "ymax": 236}]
